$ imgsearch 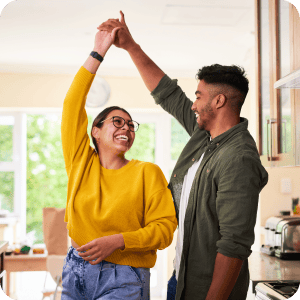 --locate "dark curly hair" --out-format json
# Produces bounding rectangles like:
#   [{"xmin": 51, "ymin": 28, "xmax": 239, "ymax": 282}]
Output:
[
  {"xmin": 91, "ymin": 106, "xmax": 132, "ymax": 153},
  {"xmin": 196, "ymin": 64, "xmax": 249, "ymax": 111}
]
